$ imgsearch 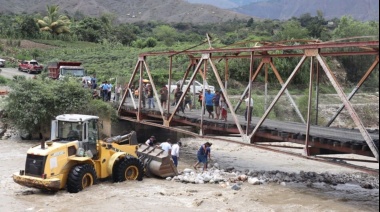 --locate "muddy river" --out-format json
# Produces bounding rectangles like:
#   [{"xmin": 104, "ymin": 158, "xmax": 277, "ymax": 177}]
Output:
[{"xmin": 0, "ymin": 138, "xmax": 378, "ymax": 212}]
